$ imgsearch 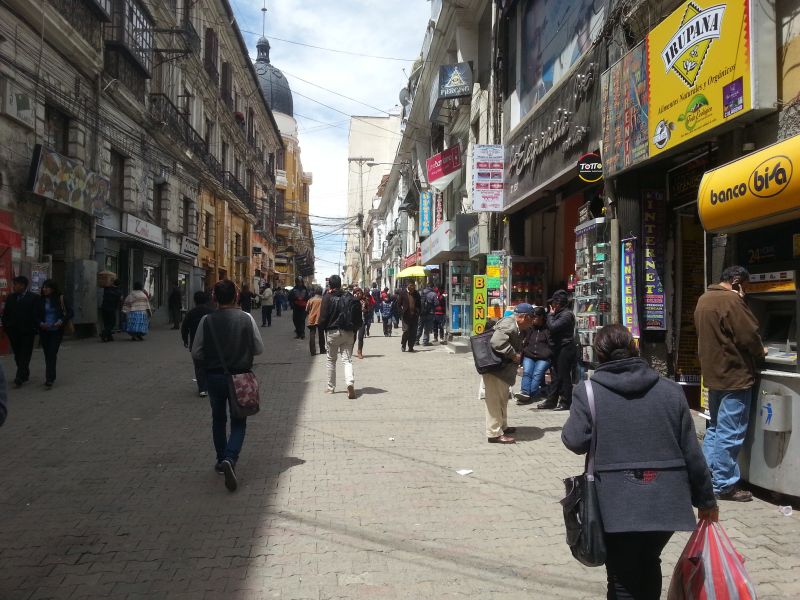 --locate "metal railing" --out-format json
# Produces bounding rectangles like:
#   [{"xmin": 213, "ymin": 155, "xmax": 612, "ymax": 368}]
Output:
[
  {"xmin": 223, "ymin": 171, "xmax": 255, "ymax": 213},
  {"xmin": 182, "ymin": 17, "xmax": 200, "ymax": 55}
]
